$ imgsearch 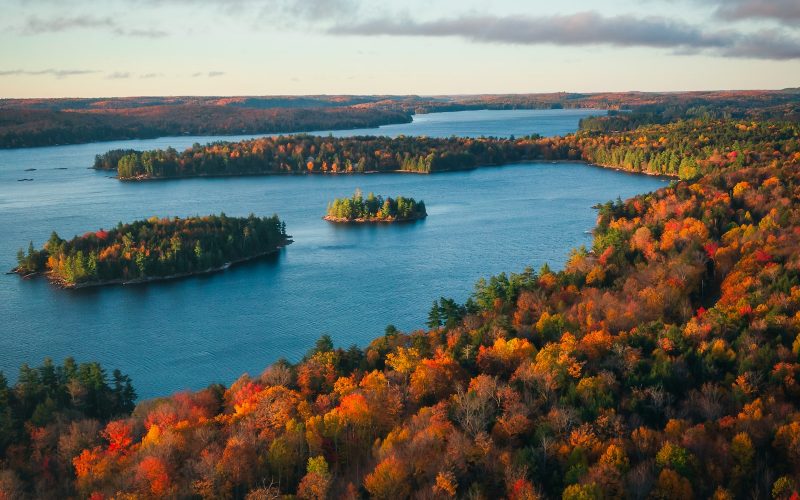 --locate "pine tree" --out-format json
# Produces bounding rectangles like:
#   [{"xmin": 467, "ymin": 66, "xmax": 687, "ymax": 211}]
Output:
[{"xmin": 427, "ymin": 300, "xmax": 442, "ymax": 328}]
